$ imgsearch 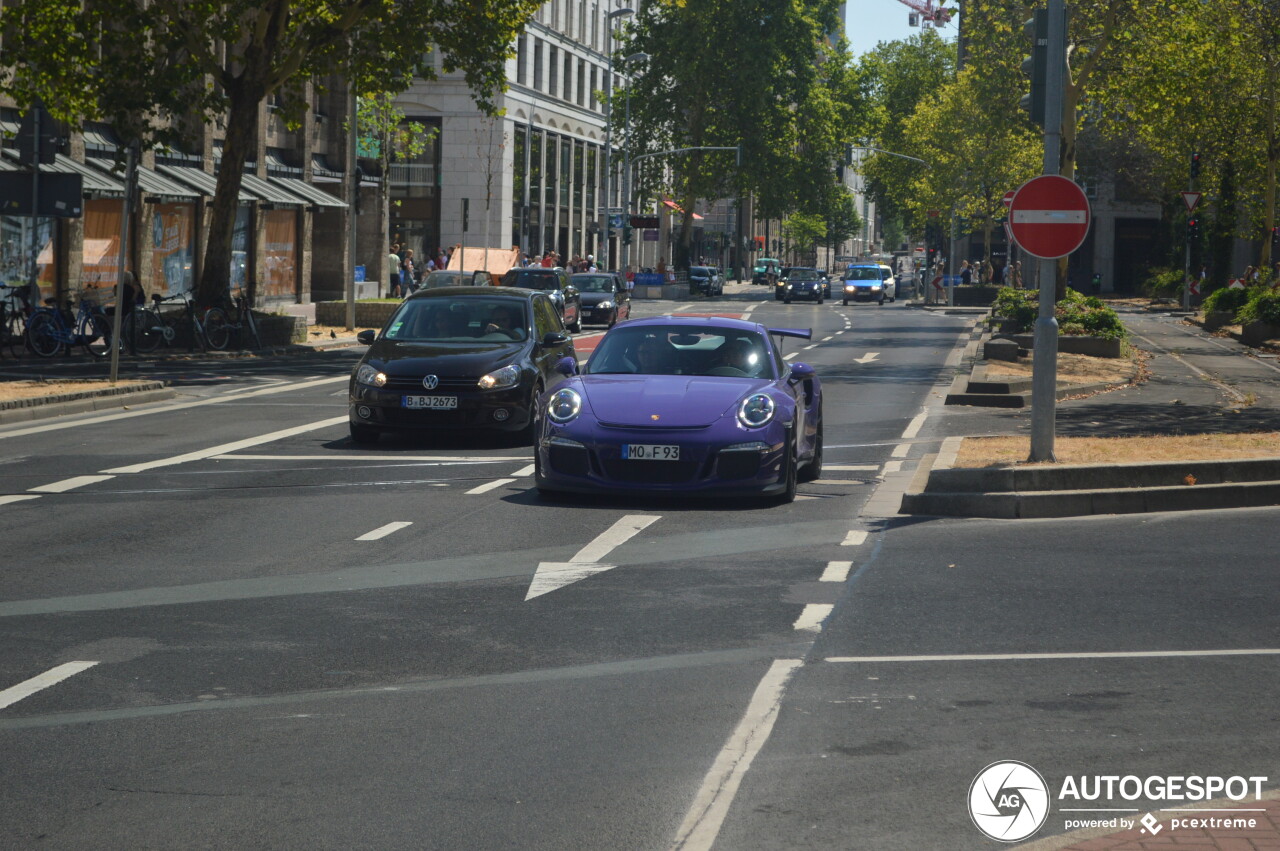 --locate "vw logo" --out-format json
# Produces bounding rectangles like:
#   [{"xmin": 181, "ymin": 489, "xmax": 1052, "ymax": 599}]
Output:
[
  {"xmin": 968, "ymin": 761, "xmax": 1050, "ymax": 843},
  {"xmin": 422, "ymin": 375, "xmax": 440, "ymax": 390}
]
